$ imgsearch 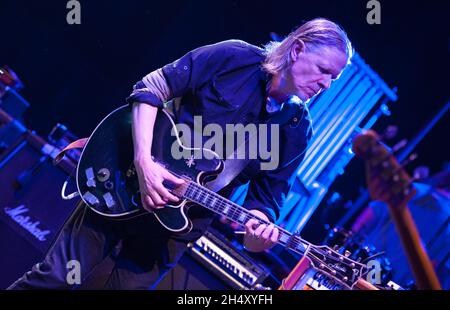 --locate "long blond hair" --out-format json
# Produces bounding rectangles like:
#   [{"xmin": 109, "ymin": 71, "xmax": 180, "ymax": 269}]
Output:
[{"xmin": 262, "ymin": 18, "xmax": 353, "ymax": 75}]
